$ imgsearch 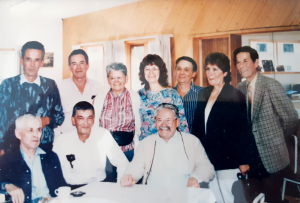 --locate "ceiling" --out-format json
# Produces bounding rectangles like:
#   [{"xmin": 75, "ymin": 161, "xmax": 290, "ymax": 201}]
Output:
[{"xmin": 0, "ymin": 0, "xmax": 142, "ymax": 20}]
